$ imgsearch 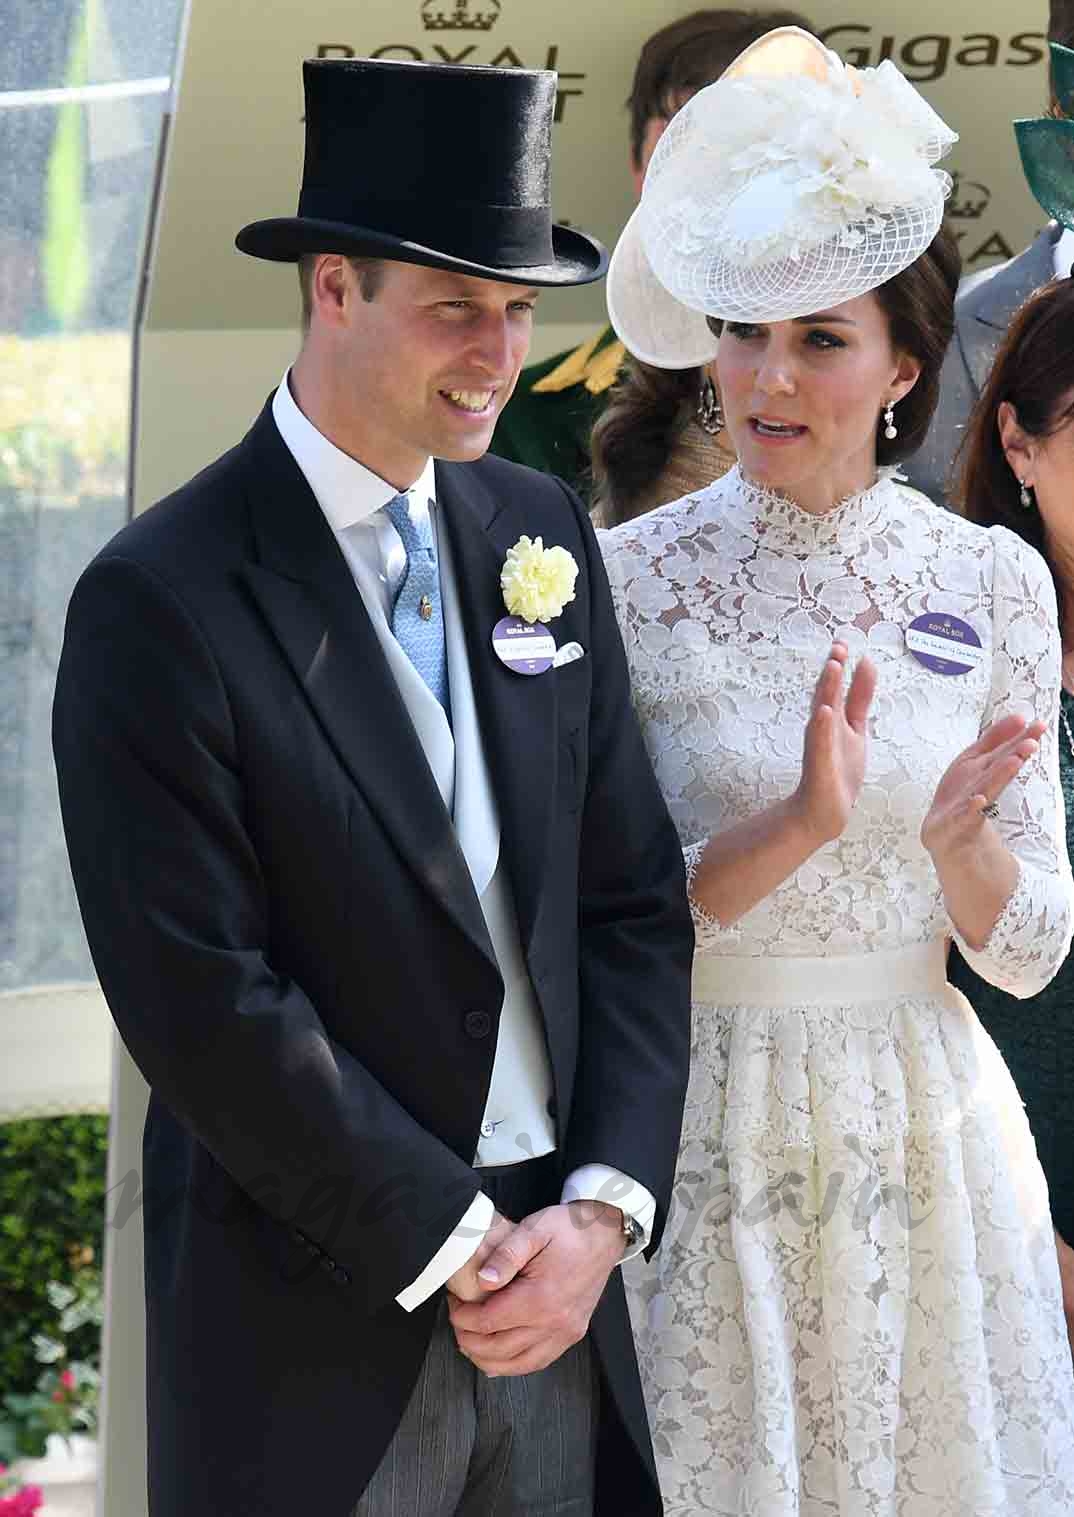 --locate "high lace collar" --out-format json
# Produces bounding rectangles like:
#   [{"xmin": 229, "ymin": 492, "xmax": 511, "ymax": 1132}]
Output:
[{"xmin": 721, "ymin": 464, "xmax": 898, "ymax": 553}]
